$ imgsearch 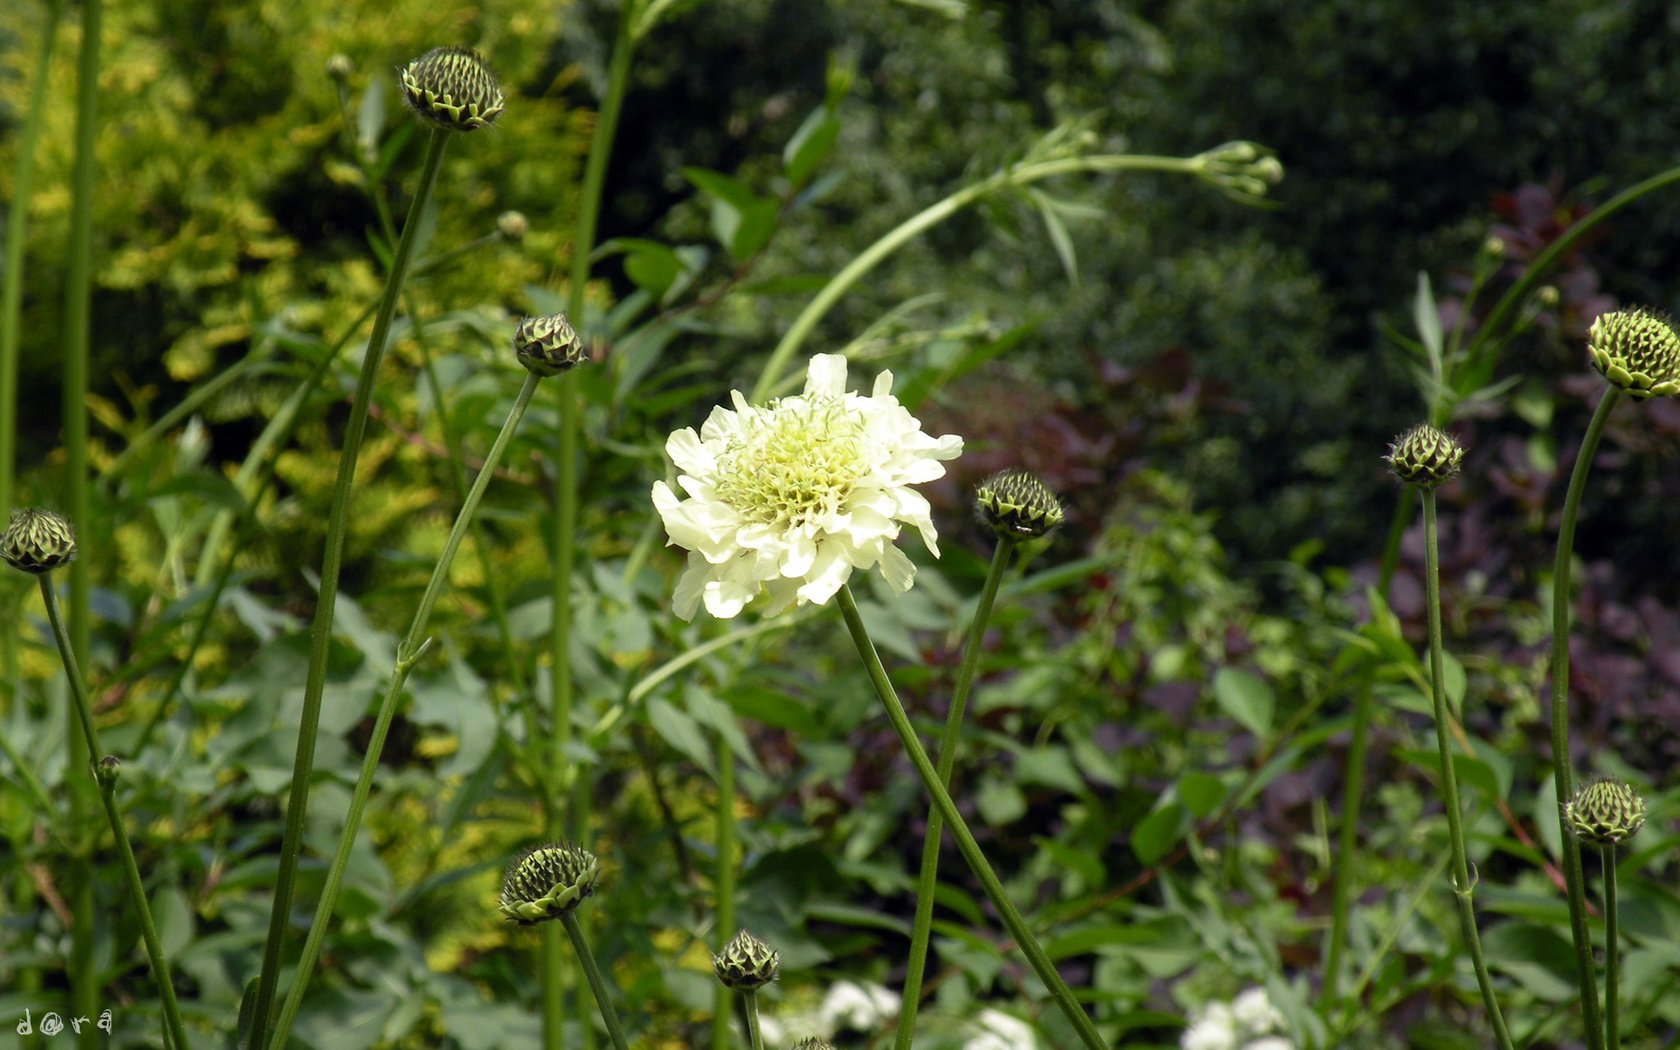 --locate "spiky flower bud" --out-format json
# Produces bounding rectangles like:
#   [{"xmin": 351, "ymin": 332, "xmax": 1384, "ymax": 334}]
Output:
[
  {"xmin": 1565, "ymin": 778, "xmax": 1646, "ymax": 846},
  {"xmin": 400, "ymin": 47, "xmax": 504, "ymax": 132},
  {"xmin": 975, "ymin": 469, "xmax": 1064, "ymax": 539},
  {"xmin": 1383, "ymin": 424, "xmax": 1464, "ymax": 489},
  {"xmin": 96, "ymin": 756, "xmax": 121, "ymax": 787},
  {"xmin": 497, "ymin": 210, "xmax": 529, "ymax": 241},
  {"xmin": 792, "ymin": 1041, "xmax": 836, "ymax": 1050},
  {"xmin": 712, "ymin": 929, "xmax": 779, "ymax": 990},
  {"xmin": 1587, "ymin": 308, "xmax": 1680, "ymax": 399},
  {"xmin": 514, "ymin": 312, "xmax": 585, "ymax": 377},
  {"xmin": 2, "ymin": 508, "xmax": 77, "ymax": 575},
  {"xmin": 498, "ymin": 842, "xmax": 600, "ymax": 924}
]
